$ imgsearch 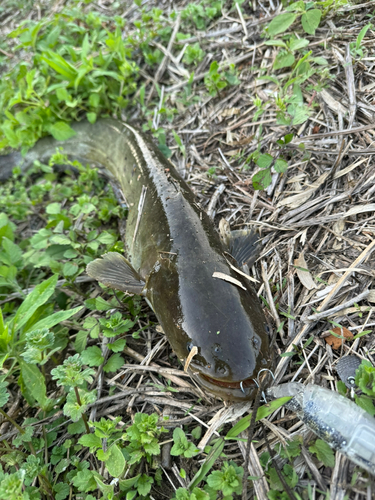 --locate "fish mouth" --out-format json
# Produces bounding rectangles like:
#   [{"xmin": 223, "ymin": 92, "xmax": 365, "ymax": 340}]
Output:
[
  {"xmin": 190, "ymin": 372, "xmax": 260, "ymax": 401},
  {"xmin": 201, "ymin": 374, "xmax": 257, "ymax": 390}
]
